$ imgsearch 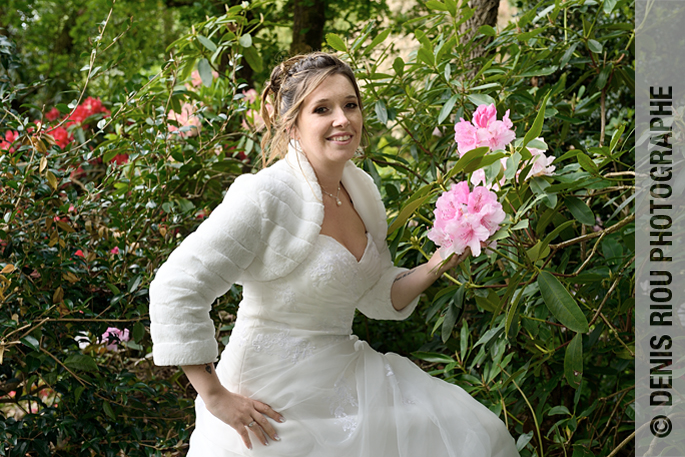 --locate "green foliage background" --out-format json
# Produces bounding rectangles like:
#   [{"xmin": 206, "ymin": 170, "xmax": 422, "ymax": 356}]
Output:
[{"xmin": 0, "ymin": 0, "xmax": 634, "ymax": 455}]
